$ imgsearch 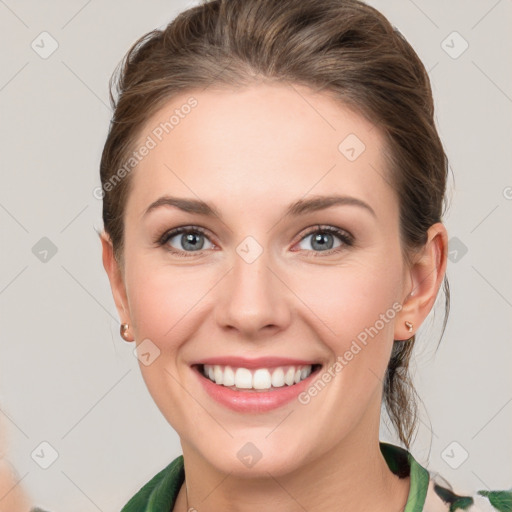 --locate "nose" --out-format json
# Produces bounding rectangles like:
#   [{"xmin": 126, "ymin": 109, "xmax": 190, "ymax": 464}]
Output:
[{"xmin": 215, "ymin": 247, "xmax": 292, "ymax": 338}]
